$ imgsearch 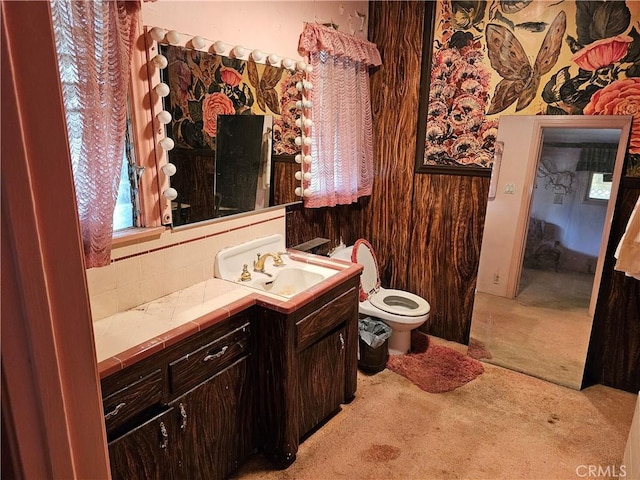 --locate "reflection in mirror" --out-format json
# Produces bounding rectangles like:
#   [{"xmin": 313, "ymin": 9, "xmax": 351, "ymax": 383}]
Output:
[
  {"xmin": 215, "ymin": 115, "xmax": 273, "ymax": 217},
  {"xmin": 155, "ymin": 41, "xmax": 304, "ymax": 227},
  {"xmin": 468, "ymin": 115, "xmax": 632, "ymax": 389}
]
